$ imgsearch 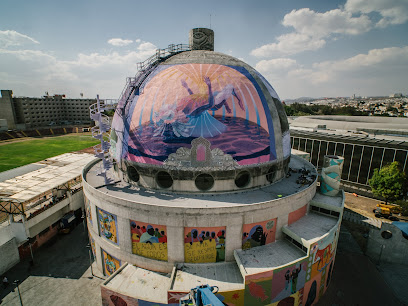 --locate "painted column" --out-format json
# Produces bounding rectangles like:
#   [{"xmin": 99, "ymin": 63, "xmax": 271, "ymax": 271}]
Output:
[{"xmin": 320, "ymin": 155, "xmax": 344, "ymax": 196}]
